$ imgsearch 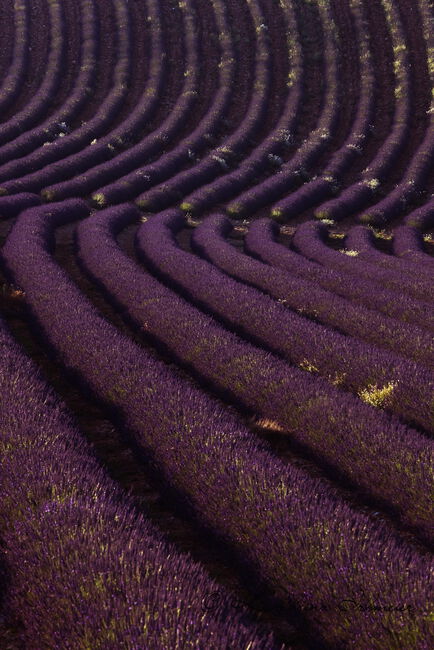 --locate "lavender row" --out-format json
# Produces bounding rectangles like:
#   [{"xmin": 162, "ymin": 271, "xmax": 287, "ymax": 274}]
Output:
[
  {"xmin": 0, "ymin": 318, "xmax": 274, "ymax": 649},
  {"xmin": 404, "ymin": 196, "xmax": 434, "ymax": 229},
  {"xmin": 293, "ymin": 220, "xmax": 434, "ymax": 303},
  {"xmin": 357, "ymin": 0, "xmax": 434, "ymax": 225},
  {"xmin": 88, "ymin": 0, "xmax": 253, "ymax": 209},
  {"xmin": 345, "ymin": 225, "xmax": 434, "ymax": 280},
  {"xmin": 0, "ymin": 0, "xmax": 134, "ymax": 196},
  {"xmin": 0, "ymin": 0, "xmax": 29, "ymax": 115},
  {"xmin": 0, "ymin": 0, "xmax": 67, "ymax": 148},
  {"xmin": 225, "ymin": 0, "xmax": 341, "ymax": 217},
  {"xmin": 2, "ymin": 198, "xmax": 433, "ymax": 649},
  {"xmin": 86, "ymin": 0, "xmax": 238, "ymax": 208},
  {"xmin": 0, "ymin": 0, "xmax": 99, "ymax": 174},
  {"xmin": 314, "ymin": 0, "xmax": 413, "ymax": 222},
  {"xmin": 393, "ymin": 225, "xmax": 434, "ymax": 269},
  {"xmin": 136, "ymin": 210, "xmax": 434, "ymax": 435},
  {"xmin": 0, "ymin": 192, "xmax": 41, "ymax": 218},
  {"xmin": 135, "ymin": 0, "xmax": 274, "ymax": 212},
  {"xmin": 244, "ymin": 217, "xmax": 434, "ymax": 333},
  {"xmin": 357, "ymin": 0, "xmax": 412, "ymax": 180},
  {"xmin": 0, "ymin": 0, "xmax": 164, "ymax": 191},
  {"xmin": 191, "ymin": 214, "xmax": 433, "ymax": 367},
  {"xmin": 77, "ymin": 203, "xmax": 433, "ymax": 541},
  {"xmin": 42, "ymin": 0, "xmax": 230, "ymax": 204},
  {"xmin": 175, "ymin": 0, "xmax": 303, "ymax": 216},
  {"xmin": 270, "ymin": 0, "xmax": 375, "ymax": 220}
]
